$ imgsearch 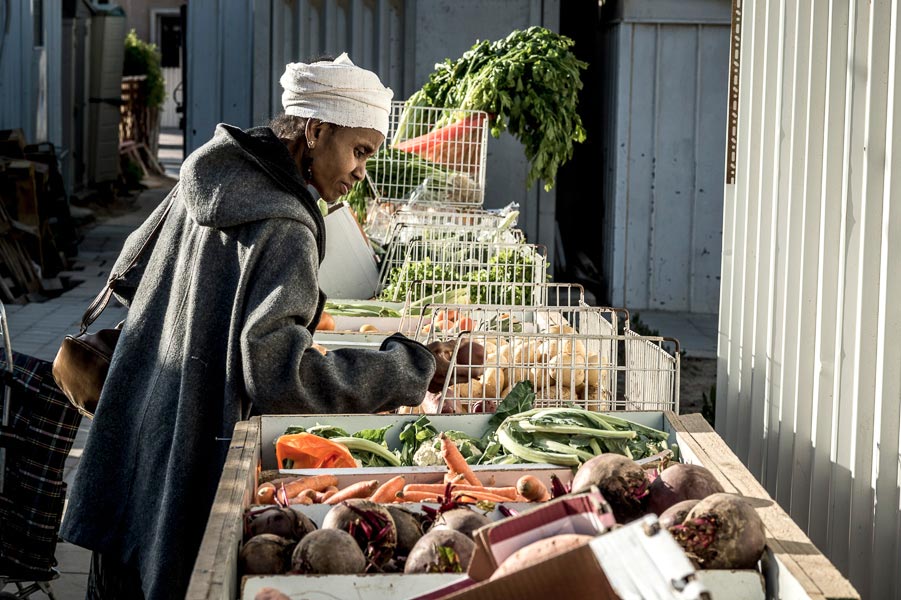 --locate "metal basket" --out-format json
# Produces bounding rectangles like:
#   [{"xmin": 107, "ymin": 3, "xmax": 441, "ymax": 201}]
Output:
[
  {"xmin": 377, "ymin": 240, "xmax": 548, "ymax": 303},
  {"xmin": 366, "ymin": 102, "xmax": 489, "ymax": 208},
  {"xmin": 405, "ymin": 304, "xmax": 679, "ymax": 414},
  {"xmin": 367, "ymin": 206, "xmax": 518, "ymax": 245}
]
